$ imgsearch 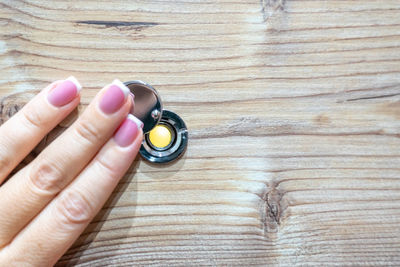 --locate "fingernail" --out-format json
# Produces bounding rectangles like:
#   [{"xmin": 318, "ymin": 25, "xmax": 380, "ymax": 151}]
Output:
[
  {"xmin": 99, "ymin": 79, "xmax": 130, "ymax": 114},
  {"xmin": 47, "ymin": 76, "xmax": 81, "ymax": 107},
  {"xmin": 114, "ymin": 114, "xmax": 143, "ymax": 147}
]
